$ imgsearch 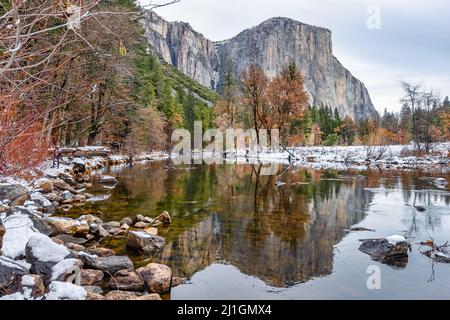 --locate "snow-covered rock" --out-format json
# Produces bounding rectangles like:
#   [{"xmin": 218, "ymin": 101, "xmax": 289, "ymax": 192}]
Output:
[
  {"xmin": 25, "ymin": 234, "xmax": 72, "ymax": 283},
  {"xmin": 45, "ymin": 281, "xmax": 87, "ymax": 300}
]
